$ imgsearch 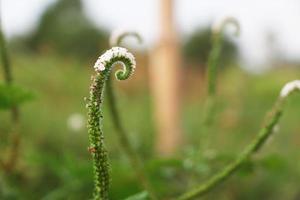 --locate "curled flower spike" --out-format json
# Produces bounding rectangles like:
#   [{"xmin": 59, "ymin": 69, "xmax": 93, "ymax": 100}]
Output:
[
  {"xmin": 87, "ymin": 47, "xmax": 136, "ymax": 200},
  {"xmin": 212, "ymin": 16, "xmax": 240, "ymax": 36},
  {"xmin": 109, "ymin": 29, "xmax": 143, "ymax": 47},
  {"xmin": 178, "ymin": 80, "xmax": 300, "ymax": 200},
  {"xmin": 280, "ymin": 80, "xmax": 300, "ymax": 98},
  {"xmin": 93, "ymin": 47, "xmax": 136, "ymax": 80}
]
